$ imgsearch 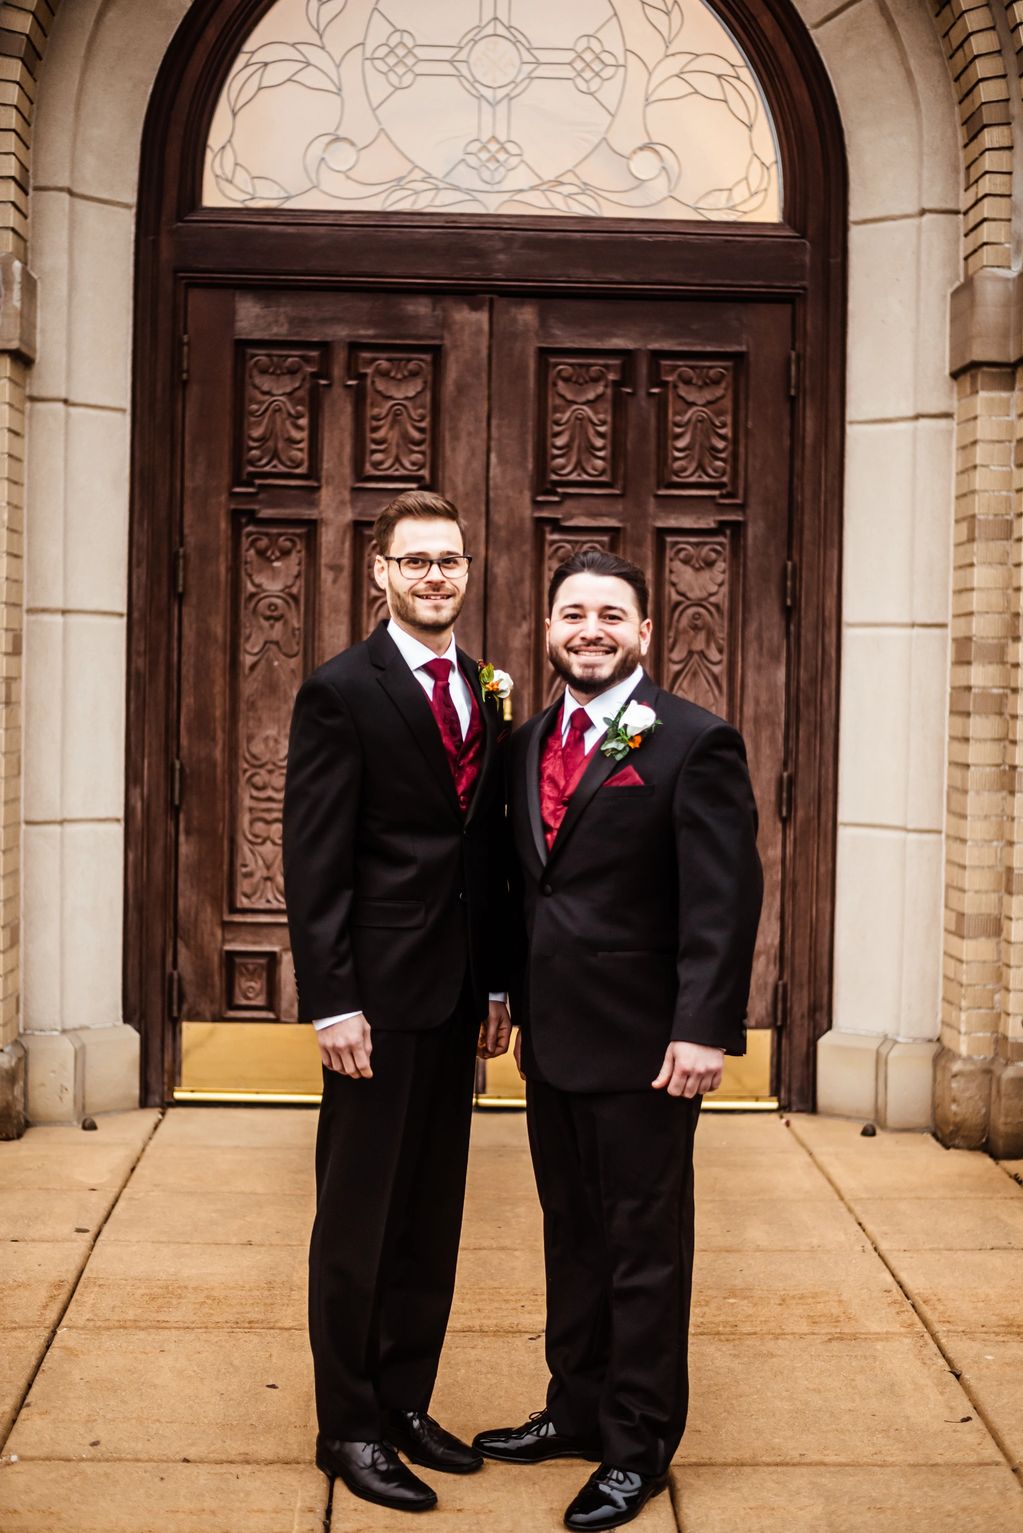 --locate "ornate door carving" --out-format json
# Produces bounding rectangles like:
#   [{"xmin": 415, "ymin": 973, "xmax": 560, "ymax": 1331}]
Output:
[
  {"xmin": 487, "ymin": 297, "xmax": 791, "ymax": 1048},
  {"xmin": 175, "ymin": 288, "xmax": 791, "ymax": 1093},
  {"xmin": 176, "ymin": 288, "xmax": 488, "ymax": 1044}
]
